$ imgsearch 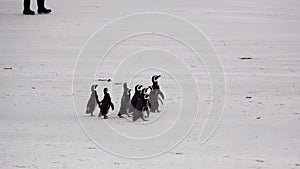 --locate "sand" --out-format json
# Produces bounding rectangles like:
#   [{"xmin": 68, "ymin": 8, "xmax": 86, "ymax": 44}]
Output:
[{"xmin": 0, "ymin": 0, "xmax": 299, "ymax": 168}]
